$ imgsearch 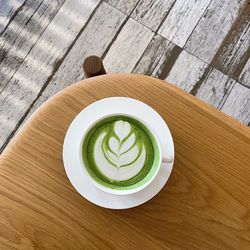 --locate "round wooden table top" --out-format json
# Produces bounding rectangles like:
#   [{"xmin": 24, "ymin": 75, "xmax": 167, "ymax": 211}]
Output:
[{"xmin": 0, "ymin": 74, "xmax": 250, "ymax": 249}]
